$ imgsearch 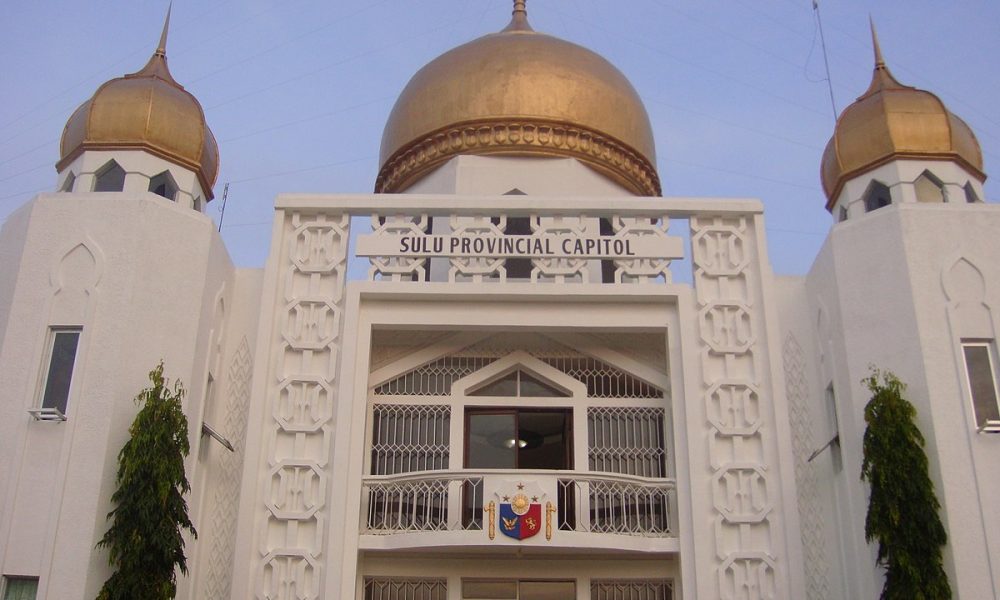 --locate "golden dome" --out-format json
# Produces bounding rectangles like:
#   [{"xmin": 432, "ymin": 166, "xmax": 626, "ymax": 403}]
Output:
[
  {"xmin": 820, "ymin": 24, "xmax": 984, "ymax": 209},
  {"xmin": 376, "ymin": 1, "xmax": 659, "ymax": 195},
  {"xmin": 57, "ymin": 13, "xmax": 219, "ymax": 199}
]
